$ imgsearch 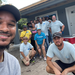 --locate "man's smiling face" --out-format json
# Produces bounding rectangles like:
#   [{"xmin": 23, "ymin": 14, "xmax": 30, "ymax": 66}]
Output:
[{"xmin": 0, "ymin": 11, "xmax": 16, "ymax": 46}]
